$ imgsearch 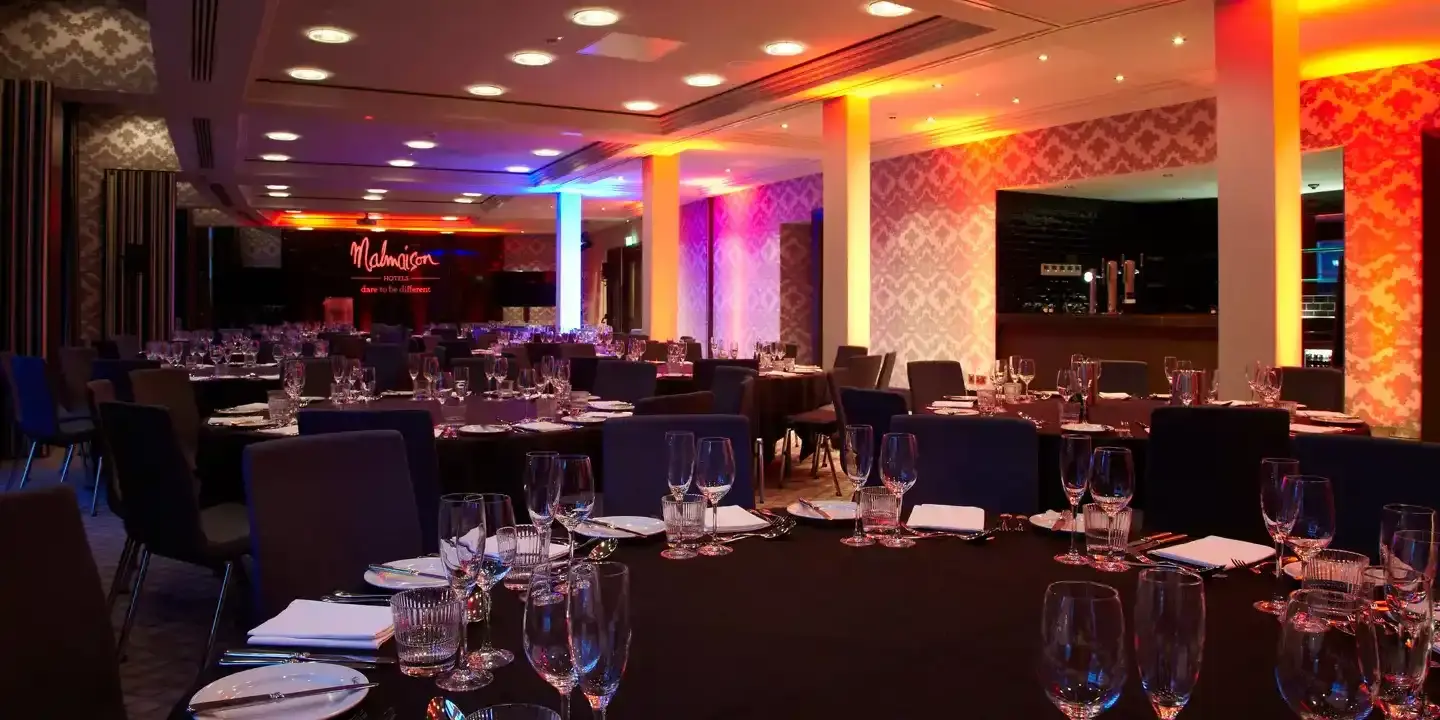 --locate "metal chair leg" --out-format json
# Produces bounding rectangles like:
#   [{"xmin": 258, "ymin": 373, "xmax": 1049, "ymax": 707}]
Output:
[
  {"xmin": 825, "ymin": 437, "xmax": 844, "ymax": 496},
  {"xmin": 116, "ymin": 548, "xmax": 152, "ymax": 660},
  {"xmin": 106, "ymin": 536, "xmax": 137, "ymax": 613},
  {"xmin": 89, "ymin": 456, "xmax": 105, "ymax": 517},
  {"xmin": 58, "ymin": 444, "xmax": 76, "ymax": 485},
  {"xmin": 203, "ymin": 562, "xmax": 236, "ymax": 669},
  {"xmin": 15, "ymin": 441, "xmax": 38, "ymax": 490},
  {"xmin": 754, "ymin": 437, "xmax": 765, "ymax": 505},
  {"xmin": 810, "ymin": 432, "xmax": 822, "ymax": 478},
  {"xmin": 779, "ymin": 428, "xmax": 792, "ymax": 482}
]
